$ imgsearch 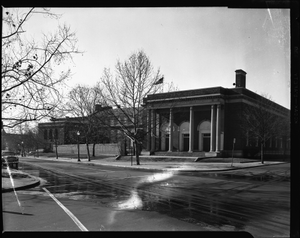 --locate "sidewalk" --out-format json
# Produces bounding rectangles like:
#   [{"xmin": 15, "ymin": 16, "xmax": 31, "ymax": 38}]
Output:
[{"xmin": 2, "ymin": 168, "xmax": 40, "ymax": 193}]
